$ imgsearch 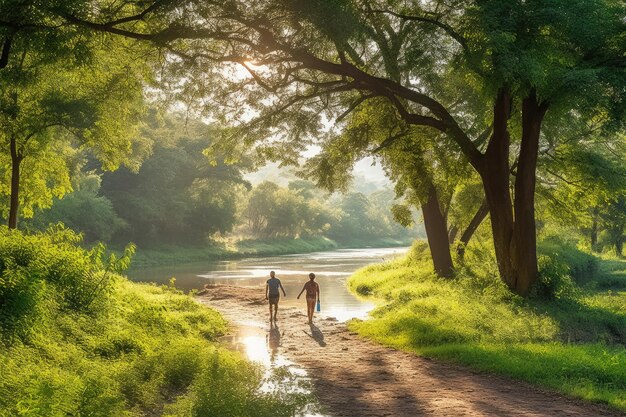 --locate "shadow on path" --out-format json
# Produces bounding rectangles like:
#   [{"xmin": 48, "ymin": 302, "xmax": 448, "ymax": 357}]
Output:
[{"xmin": 304, "ymin": 323, "xmax": 326, "ymax": 347}]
